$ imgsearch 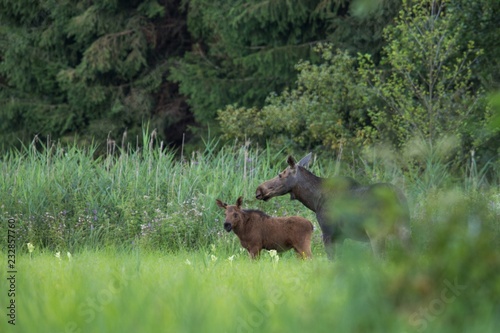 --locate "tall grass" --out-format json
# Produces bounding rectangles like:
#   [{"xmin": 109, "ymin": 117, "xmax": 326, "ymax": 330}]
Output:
[
  {"xmin": 1, "ymin": 132, "xmax": 499, "ymax": 333},
  {"xmin": 0, "ymin": 137, "xmax": 315, "ymax": 253},
  {"xmin": 2, "ymin": 133, "xmax": 500, "ymax": 254},
  {"xmin": 2, "ymin": 132, "xmax": 500, "ymax": 255}
]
